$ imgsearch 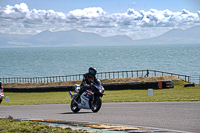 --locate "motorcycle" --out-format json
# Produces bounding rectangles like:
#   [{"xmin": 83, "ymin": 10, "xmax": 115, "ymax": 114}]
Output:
[
  {"xmin": 0, "ymin": 88, "xmax": 4, "ymax": 104},
  {"xmin": 69, "ymin": 79, "xmax": 105, "ymax": 113}
]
